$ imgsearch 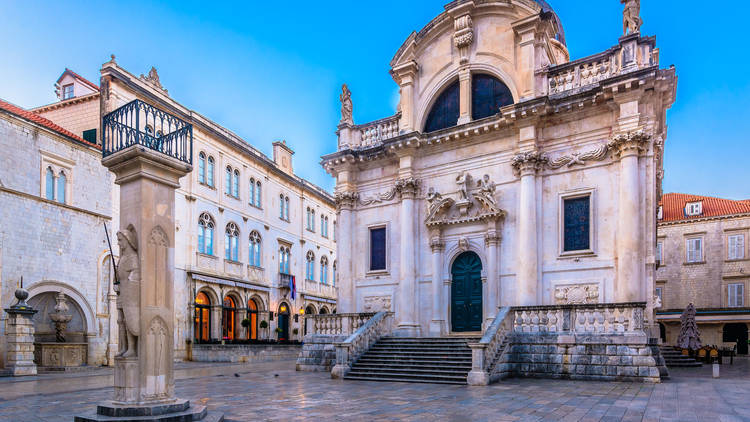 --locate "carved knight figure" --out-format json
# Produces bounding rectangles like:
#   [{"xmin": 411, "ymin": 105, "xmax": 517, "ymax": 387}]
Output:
[
  {"xmin": 622, "ymin": 0, "xmax": 641, "ymax": 35},
  {"xmin": 114, "ymin": 225, "xmax": 140, "ymax": 358},
  {"xmin": 339, "ymin": 84, "xmax": 353, "ymax": 125},
  {"xmin": 455, "ymin": 172, "xmax": 471, "ymax": 201}
]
